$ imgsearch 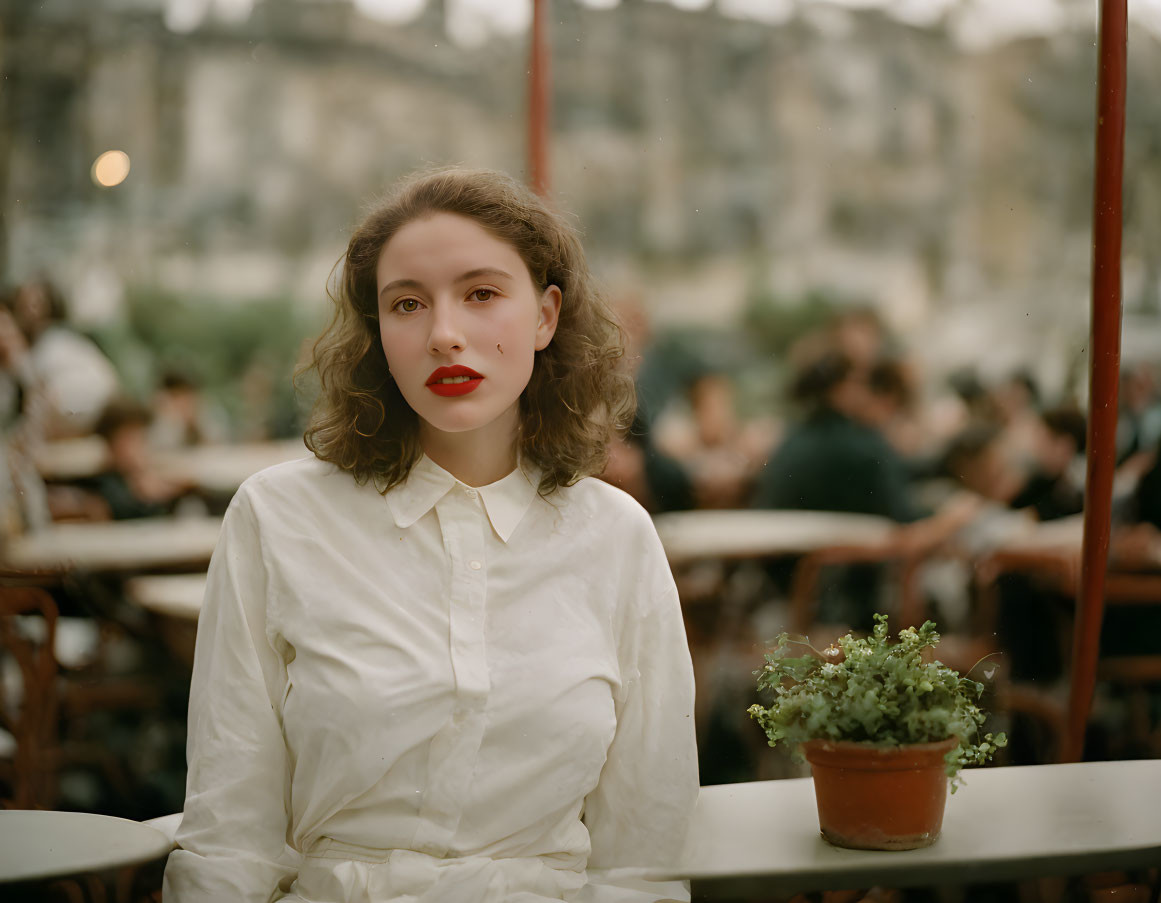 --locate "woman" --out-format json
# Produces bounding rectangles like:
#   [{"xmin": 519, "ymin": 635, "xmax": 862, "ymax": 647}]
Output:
[{"xmin": 163, "ymin": 169, "xmax": 698, "ymax": 903}]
